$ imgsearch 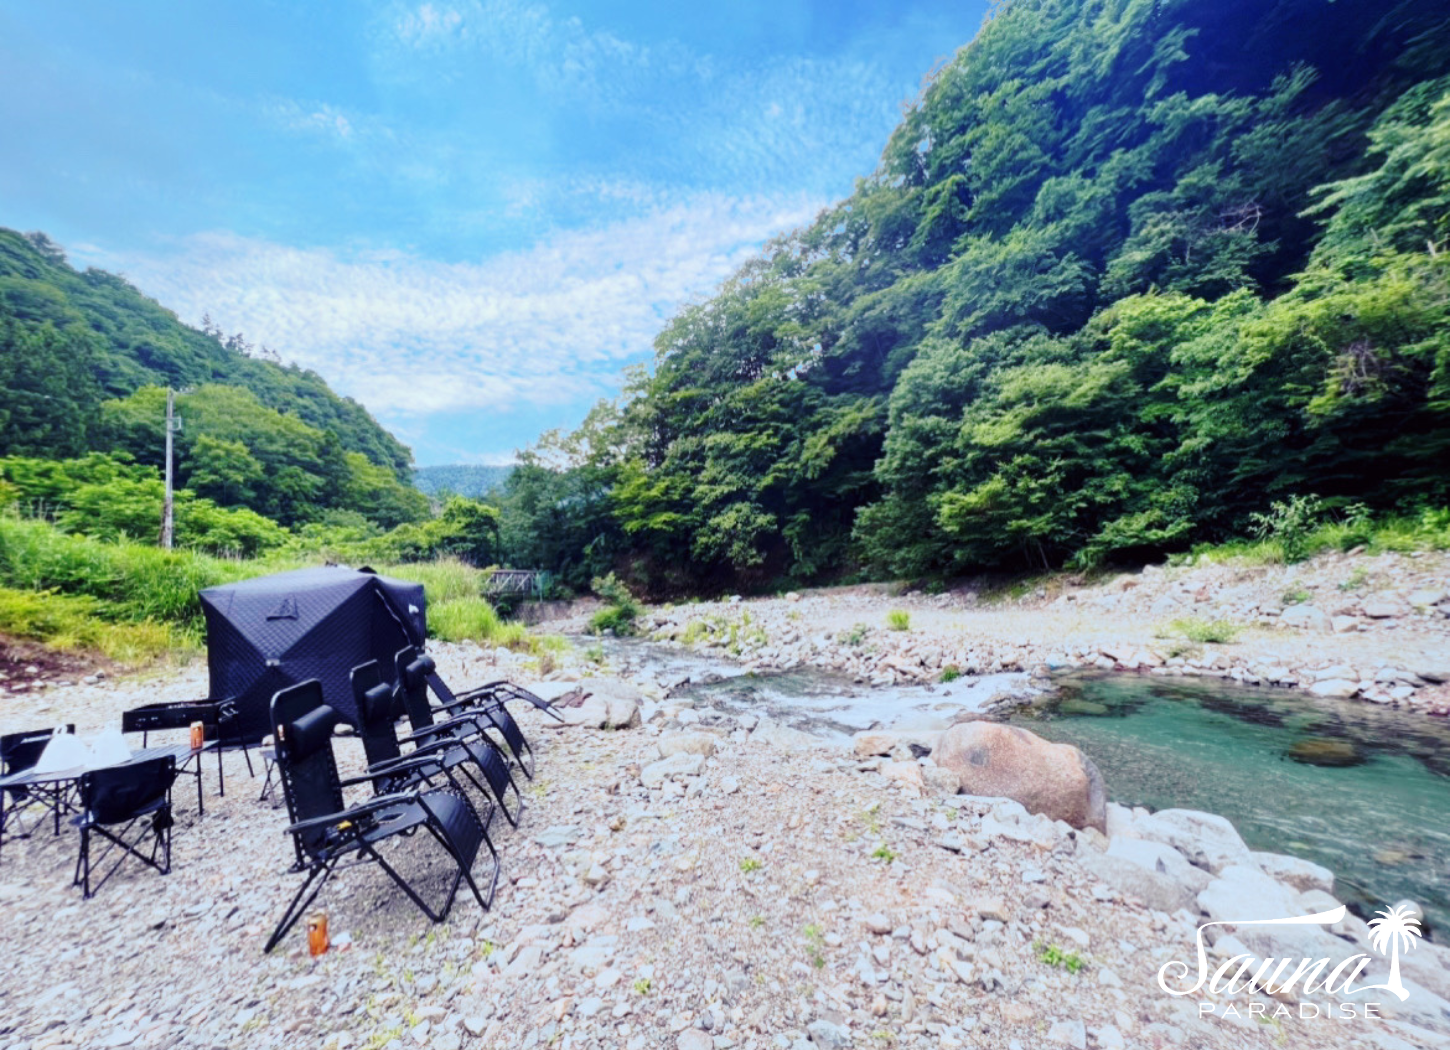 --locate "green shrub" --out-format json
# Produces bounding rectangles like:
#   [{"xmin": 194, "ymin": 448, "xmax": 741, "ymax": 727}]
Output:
[
  {"xmin": 589, "ymin": 572, "xmax": 640, "ymax": 636},
  {"xmin": 1171, "ymin": 617, "xmax": 1240, "ymax": 644},
  {"xmin": 886, "ymin": 609, "xmax": 910, "ymax": 631},
  {"xmin": 1248, "ymin": 495, "xmax": 1324, "ymax": 563},
  {"xmin": 940, "ymin": 665, "xmax": 962, "ymax": 682}
]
